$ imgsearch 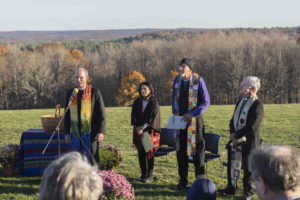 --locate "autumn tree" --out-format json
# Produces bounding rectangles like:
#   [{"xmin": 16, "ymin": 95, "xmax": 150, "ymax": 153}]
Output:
[
  {"xmin": 115, "ymin": 70, "xmax": 145, "ymax": 106},
  {"xmin": 164, "ymin": 70, "xmax": 178, "ymax": 101},
  {"xmin": 66, "ymin": 49, "xmax": 89, "ymax": 69},
  {"xmin": 0, "ymin": 45, "xmax": 9, "ymax": 57}
]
